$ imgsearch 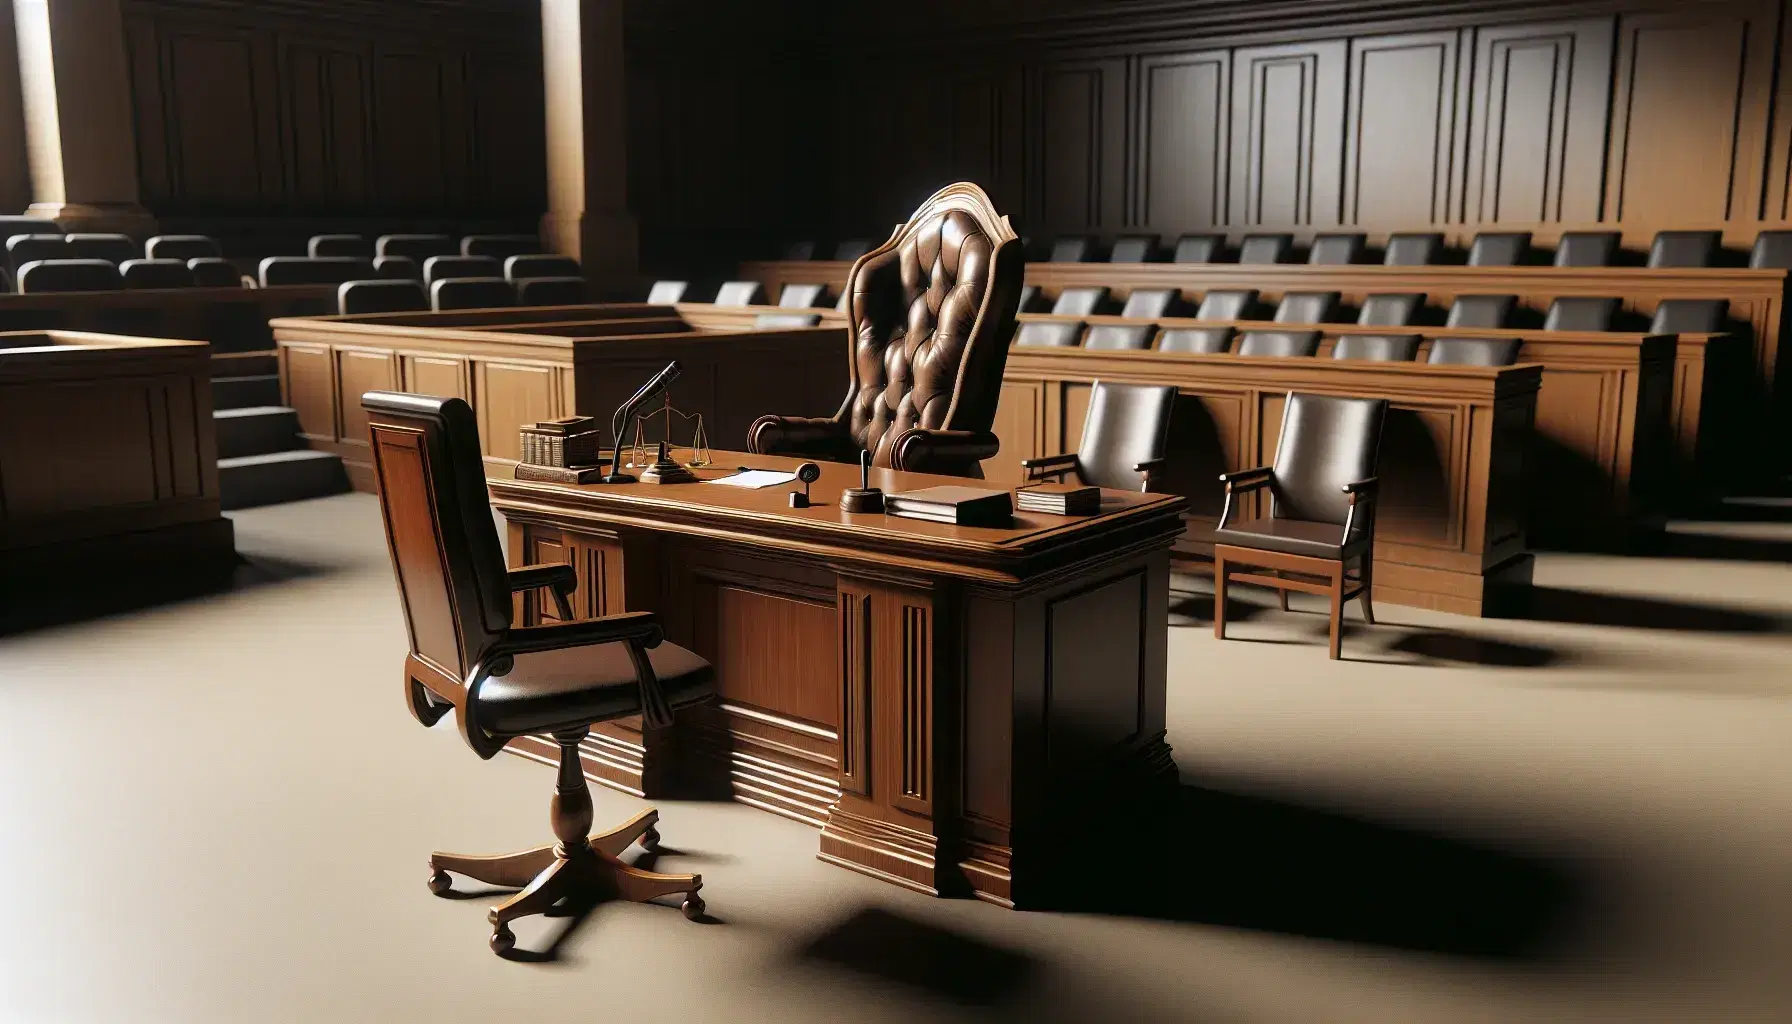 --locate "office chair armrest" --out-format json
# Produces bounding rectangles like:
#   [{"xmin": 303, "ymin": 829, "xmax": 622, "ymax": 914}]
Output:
[
  {"xmin": 1218, "ymin": 466, "xmax": 1273, "ymax": 529},
  {"xmin": 1020, "ymin": 452, "xmax": 1079, "ymax": 482},
  {"xmin": 495, "ymin": 610, "xmax": 665, "ymax": 658},
  {"xmin": 1134, "ymin": 457, "xmax": 1168, "ymax": 492},
  {"xmin": 1341, "ymin": 478, "xmax": 1379, "ymax": 542},
  {"xmin": 507, "ymin": 563, "xmax": 577, "ymax": 619},
  {"xmin": 746, "ymin": 414, "xmax": 856, "ymax": 461},
  {"xmin": 889, "ymin": 428, "xmax": 1000, "ymax": 474}
]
